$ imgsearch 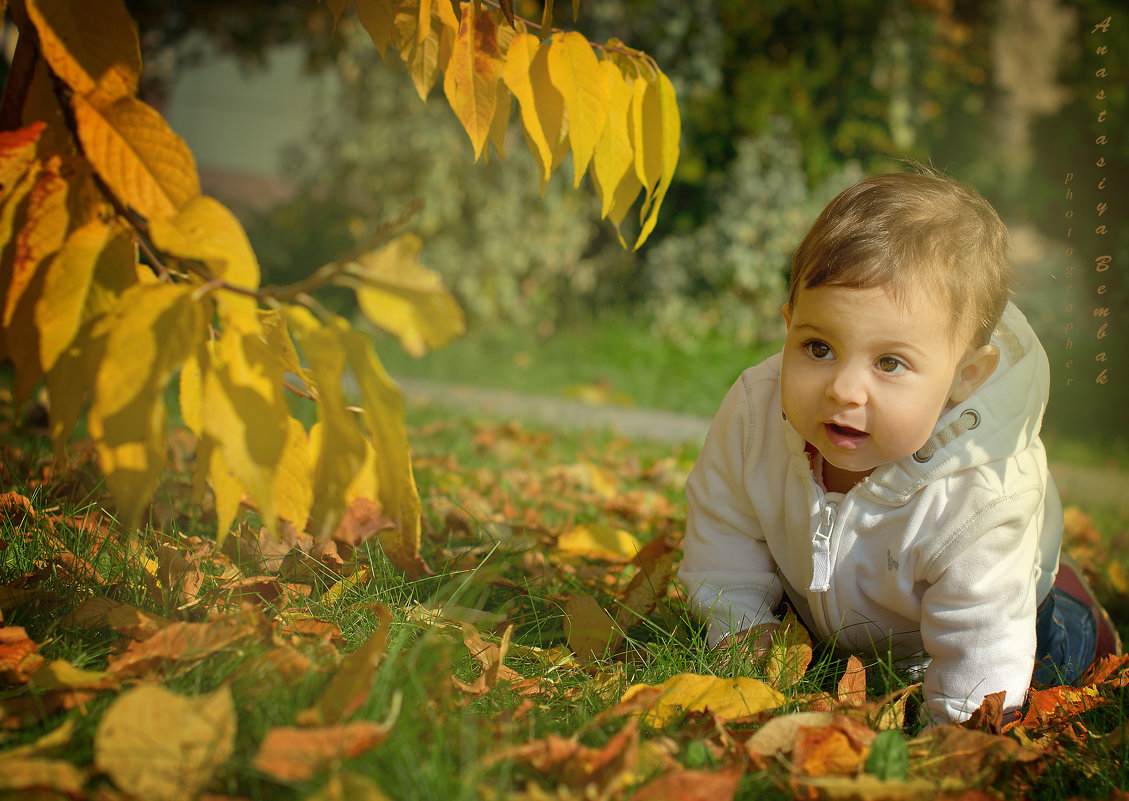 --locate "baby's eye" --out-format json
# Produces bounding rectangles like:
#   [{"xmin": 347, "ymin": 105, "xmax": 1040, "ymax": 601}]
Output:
[
  {"xmin": 805, "ymin": 340, "xmax": 832, "ymax": 359},
  {"xmin": 877, "ymin": 356, "xmax": 906, "ymax": 374}
]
